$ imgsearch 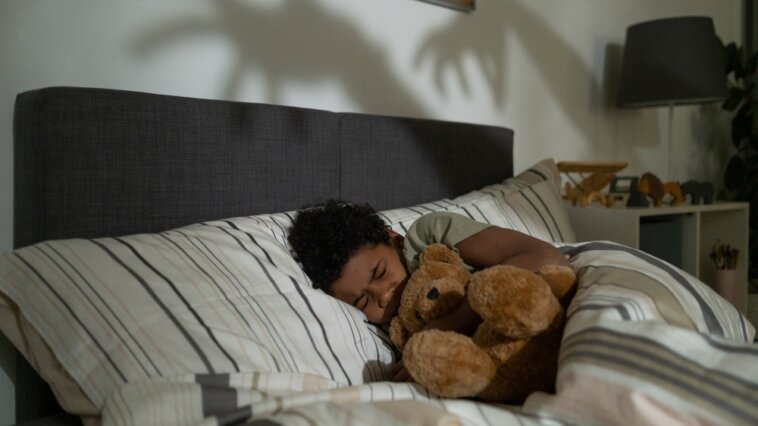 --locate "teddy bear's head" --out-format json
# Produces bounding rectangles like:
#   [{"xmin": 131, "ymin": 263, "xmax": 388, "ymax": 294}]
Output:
[{"xmin": 389, "ymin": 244, "xmax": 470, "ymax": 349}]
